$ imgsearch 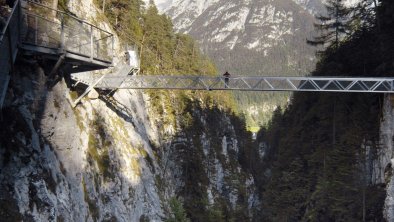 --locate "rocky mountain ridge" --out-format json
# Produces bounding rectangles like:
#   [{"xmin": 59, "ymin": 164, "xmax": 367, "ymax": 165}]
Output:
[
  {"xmin": 151, "ymin": 0, "xmax": 363, "ymax": 126},
  {"xmin": 161, "ymin": 0, "xmax": 319, "ymax": 58},
  {"xmin": 149, "ymin": 0, "xmax": 323, "ymax": 126}
]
